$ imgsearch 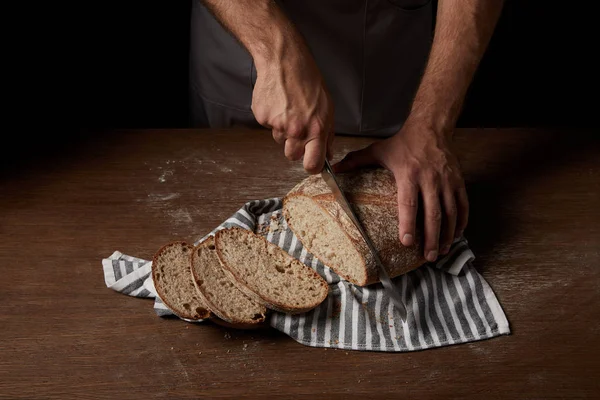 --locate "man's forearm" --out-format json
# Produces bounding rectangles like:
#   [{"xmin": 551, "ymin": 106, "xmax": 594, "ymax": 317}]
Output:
[
  {"xmin": 201, "ymin": 0, "xmax": 310, "ymax": 70},
  {"xmin": 409, "ymin": 0, "xmax": 504, "ymax": 136}
]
